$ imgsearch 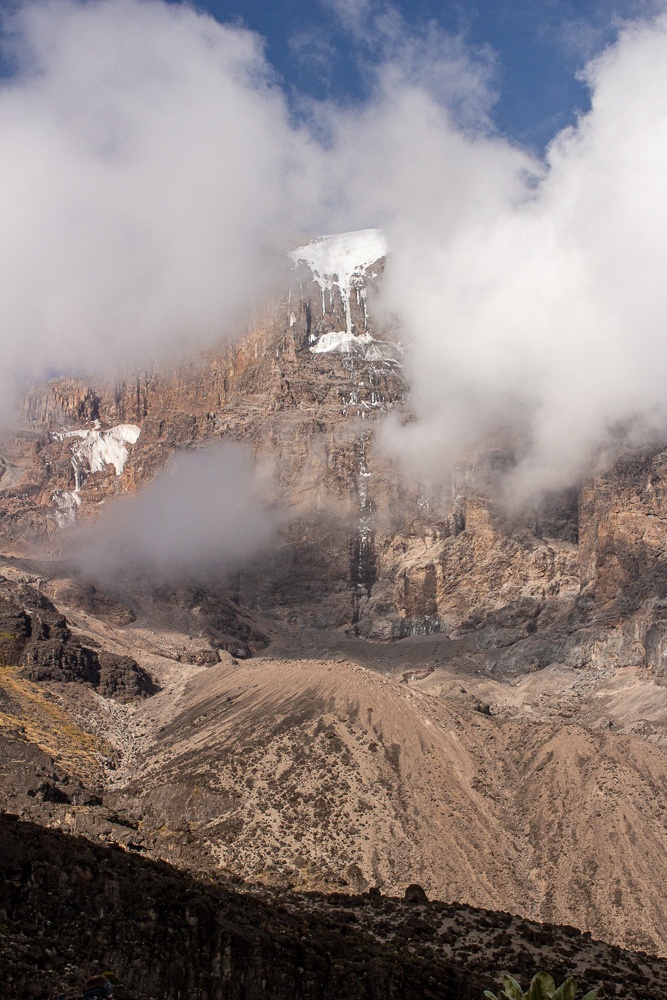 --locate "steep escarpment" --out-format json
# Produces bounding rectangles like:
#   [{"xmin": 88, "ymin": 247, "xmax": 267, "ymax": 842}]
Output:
[
  {"xmin": 1, "ymin": 231, "xmax": 595, "ymax": 646},
  {"xmin": 11, "ymin": 342, "xmax": 667, "ymax": 688},
  {"xmin": 6, "ymin": 232, "xmax": 667, "ymax": 977},
  {"xmin": 6, "ymin": 233, "xmax": 409, "ymax": 636}
]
